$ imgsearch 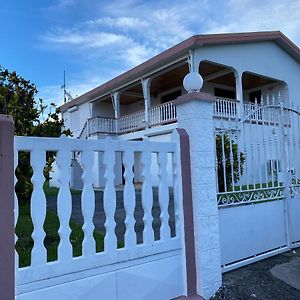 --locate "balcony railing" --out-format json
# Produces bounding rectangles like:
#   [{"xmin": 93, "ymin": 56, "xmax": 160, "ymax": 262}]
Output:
[
  {"xmin": 119, "ymin": 110, "xmax": 146, "ymax": 133},
  {"xmin": 149, "ymin": 101, "xmax": 177, "ymax": 126},
  {"xmin": 84, "ymin": 98, "xmax": 265, "ymax": 137},
  {"xmin": 213, "ymin": 97, "xmax": 239, "ymax": 119},
  {"xmin": 88, "ymin": 117, "xmax": 118, "ymax": 136}
]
